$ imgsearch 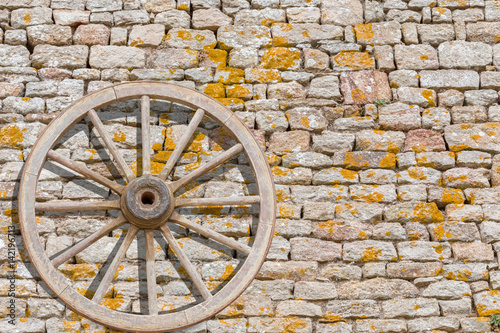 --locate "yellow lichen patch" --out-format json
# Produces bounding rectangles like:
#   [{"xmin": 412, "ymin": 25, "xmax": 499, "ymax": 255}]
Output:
[
  {"xmin": 204, "ymin": 83, "xmax": 226, "ymax": 98},
  {"xmin": 261, "ymin": 18, "xmax": 276, "ymax": 27},
  {"xmin": 23, "ymin": 14, "xmax": 31, "ymax": 24},
  {"xmin": 441, "ymin": 189, "xmax": 464, "ymax": 204},
  {"xmin": 300, "ymin": 116, "xmax": 310, "ymax": 128},
  {"xmin": 343, "ymin": 152, "xmax": 369, "ymax": 169},
  {"xmin": 113, "ymin": 129, "xmax": 126, "ymax": 142},
  {"xmin": 0, "ymin": 125, "xmax": 26, "ymax": 149},
  {"xmin": 279, "ymin": 318, "xmax": 310, "ymax": 332},
  {"xmin": 407, "ymin": 167, "xmax": 427, "ymax": 181},
  {"xmin": 216, "ymin": 98, "xmax": 245, "ymax": 106},
  {"xmin": 352, "ymin": 188, "xmax": 384, "ymax": 203},
  {"xmin": 272, "ymin": 36, "xmax": 291, "ymax": 47},
  {"xmin": 354, "ymin": 23, "xmax": 374, "ymax": 41},
  {"xmin": 447, "ymin": 173, "xmax": 467, "ymax": 183},
  {"xmin": 350, "ymin": 88, "xmax": 366, "ymax": 102},
  {"xmin": 386, "ymin": 141, "xmax": 400, "ymax": 154},
  {"xmin": 59, "ymin": 264, "xmax": 97, "ymax": 281},
  {"xmin": 130, "ymin": 37, "xmax": 144, "ymax": 47},
  {"xmin": 246, "ymin": 68, "xmax": 282, "ymax": 83},
  {"xmin": 267, "ymin": 154, "xmax": 280, "ymax": 166},
  {"xmin": 412, "ymin": 202, "xmax": 444, "ymax": 223},
  {"xmin": 421, "ymin": 90, "xmax": 435, "ymax": 107},
  {"xmin": 379, "ymin": 153, "xmax": 396, "ymax": 168},
  {"xmin": 211, "ymin": 264, "xmax": 235, "ymax": 281},
  {"xmin": 276, "ymin": 189, "xmax": 289, "ymax": 202},
  {"xmin": 216, "ymin": 67, "xmax": 245, "ymax": 85},
  {"xmin": 470, "ymin": 134, "xmax": 482, "ymax": 141},
  {"xmin": 431, "ymin": 224, "xmax": 449, "ymax": 240},
  {"xmin": 322, "ymin": 314, "xmax": 344, "ymax": 322},
  {"xmin": 261, "ymin": 47, "xmax": 301, "ymax": 71},
  {"xmin": 101, "ymin": 297, "xmax": 125, "ymax": 311},
  {"xmin": 339, "ymin": 168, "xmax": 358, "ymax": 180},
  {"xmin": 177, "ymin": 3, "xmax": 189, "ymax": 10},
  {"xmin": 484, "ymin": 122, "xmax": 499, "ymax": 128},
  {"xmin": 420, "ymin": 54, "xmax": 429, "ymax": 60},
  {"xmin": 449, "ymin": 143, "xmax": 470, "ymax": 151},
  {"xmin": 333, "ymin": 51, "xmax": 375, "ymax": 70},
  {"xmin": 433, "ymin": 244, "xmax": 445, "ymax": 255},
  {"xmin": 361, "ymin": 246, "xmax": 382, "ymax": 262},
  {"xmin": 130, "ymin": 159, "xmax": 165, "ymax": 176},
  {"xmin": 447, "ymin": 269, "xmax": 473, "ymax": 281},
  {"xmin": 207, "ymin": 49, "xmax": 227, "ymax": 69},
  {"xmin": 226, "ymin": 84, "xmax": 251, "ymax": 99}
]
